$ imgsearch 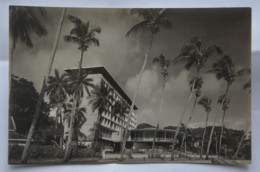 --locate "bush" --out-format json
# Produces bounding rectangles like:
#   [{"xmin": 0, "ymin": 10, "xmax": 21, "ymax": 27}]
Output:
[
  {"xmin": 71, "ymin": 148, "xmax": 102, "ymax": 159},
  {"xmin": 29, "ymin": 145, "xmax": 65, "ymax": 159},
  {"xmin": 9, "ymin": 145, "xmax": 23, "ymax": 161}
]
